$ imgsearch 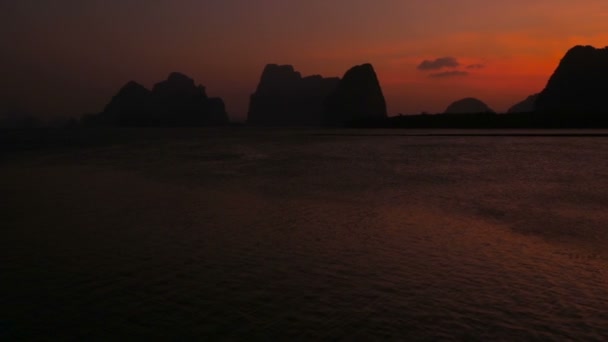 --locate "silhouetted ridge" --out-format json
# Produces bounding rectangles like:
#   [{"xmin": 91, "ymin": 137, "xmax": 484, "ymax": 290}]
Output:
[
  {"xmin": 254, "ymin": 64, "xmax": 302, "ymax": 95},
  {"xmin": 324, "ymin": 63, "xmax": 387, "ymax": 125},
  {"xmin": 153, "ymin": 72, "xmax": 203, "ymax": 98},
  {"xmin": 247, "ymin": 64, "xmax": 339, "ymax": 126},
  {"xmin": 152, "ymin": 72, "xmax": 212, "ymax": 126},
  {"xmin": 87, "ymin": 73, "xmax": 229, "ymax": 126},
  {"xmin": 102, "ymin": 81, "xmax": 155, "ymax": 126},
  {"xmin": 444, "ymin": 97, "xmax": 494, "ymax": 114},
  {"xmin": 536, "ymin": 45, "xmax": 608, "ymax": 113},
  {"xmin": 508, "ymin": 94, "xmax": 539, "ymax": 113}
]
